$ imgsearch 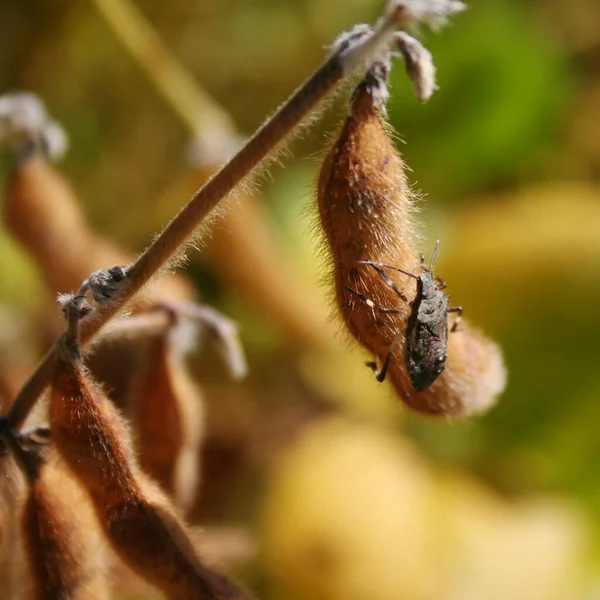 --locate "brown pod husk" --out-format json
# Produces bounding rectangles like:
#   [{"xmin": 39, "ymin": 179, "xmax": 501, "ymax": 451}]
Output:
[
  {"xmin": 208, "ymin": 192, "xmax": 334, "ymax": 351},
  {"xmin": 317, "ymin": 66, "xmax": 505, "ymax": 417},
  {"xmin": 130, "ymin": 330, "xmax": 204, "ymax": 513},
  {"xmin": 3, "ymin": 154, "xmax": 194, "ymax": 303},
  {"xmin": 49, "ymin": 352, "xmax": 251, "ymax": 599},
  {"xmin": 106, "ymin": 485, "xmax": 252, "ymax": 600},
  {"xmin": 20, "ymin": 451, "xmax": 109, "ymax": 600},
  {"xmin": 0, "ymin": 453, "xmax": 26, "ymax": 600}
]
